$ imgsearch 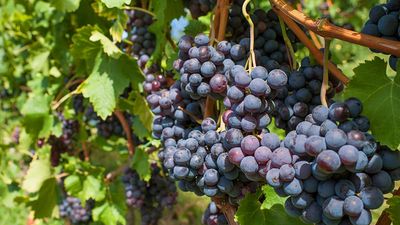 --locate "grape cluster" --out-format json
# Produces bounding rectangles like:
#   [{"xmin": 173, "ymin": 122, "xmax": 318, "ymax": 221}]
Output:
[
  {"xmin": 59, "ymin": 197, "xmax": 93, "ymax": 224},
  {"xmin": 361, "ymin": 0, "xmax": 400, "ymax": 70},
  {"xmin": 125, "ymin": 10, "xmax": 155, "ymax": 63},
  {"xmin": 223, "ymin": 65, "xmax": 288, "ymax": 133},
  {"xmin": 49, "ymin": 114, "xmax": 80, "ymax": 166},
  {"xmin": 147, "ymin": 81, "xmax": 203, "ymax": 140},
  {"xmin": 259, "ymin": 98, "xmax": 400, "ymax": 224},
  {"xmin": 227, "ymin": 6, "xmax": 299, "ymax": 68},
  {"xmin": 175, "ymin": 34, "xmax": 241, "ymax": 100},
  {"xmin": 184, "ymin": 0, "xmax": 216, "ymax": 19},
  {"xmin": 272, "ymin": 57, "xmax": 342, "ymax": 131},
  {"xmin": 142, "ymin": 64, "xmax": 172, "ymax": 94},
  {"xmin": 122, "ymin": 164, "xmax": 177, "ymax": 225},
  {"xmin": 159, "ymin": 117, "xmax": 259, "ymax": 203},
  {"xmin": 202, "ymin": 201, "xmax": 228, "ymax": 225}
]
